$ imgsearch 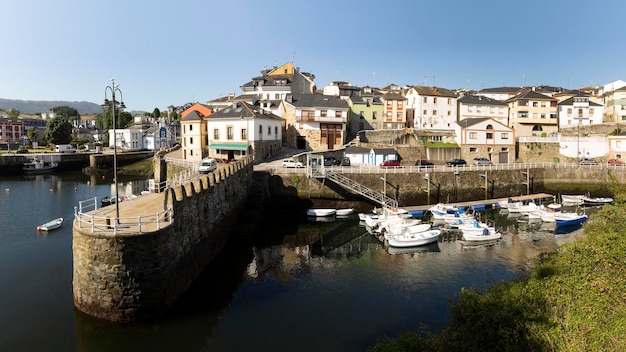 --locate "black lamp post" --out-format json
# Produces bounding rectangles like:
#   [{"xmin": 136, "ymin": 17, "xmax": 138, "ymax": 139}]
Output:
[{"xmin": 102, "ymin": 78, "xmax": 126, "ymax": 224}]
